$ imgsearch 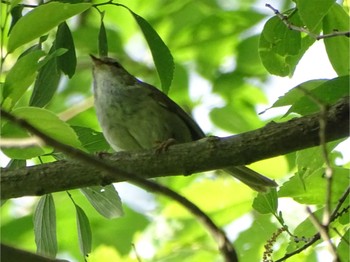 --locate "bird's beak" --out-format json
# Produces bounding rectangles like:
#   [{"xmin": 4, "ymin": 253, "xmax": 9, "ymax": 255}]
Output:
[{"xmin": 90, "ymin": 54, "xmax": 103, "ymax": 65}]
